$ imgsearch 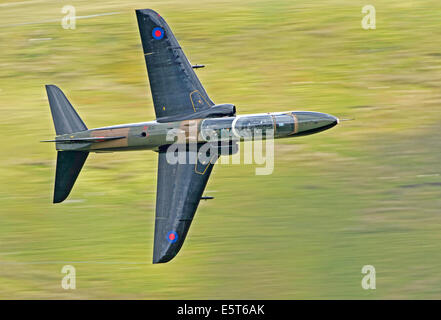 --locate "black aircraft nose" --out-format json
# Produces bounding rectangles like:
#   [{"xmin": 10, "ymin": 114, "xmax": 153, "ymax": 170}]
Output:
[
  {"xmin": 324, "ymin": 113, "xmax": 339, "ymax": 126},
  {"xmin": 294, "ymin": 112, "xmax": 338, "ymax": 136}
]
